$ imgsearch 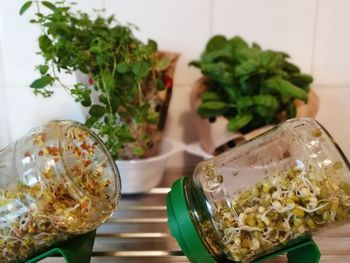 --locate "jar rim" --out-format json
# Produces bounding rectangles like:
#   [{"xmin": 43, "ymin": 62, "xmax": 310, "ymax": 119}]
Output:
[
  {"xmin": 314, "ymin": 119, "xmax": 350, "ymax": 171},
  {"xmin": 55, "ymin": 120, "xmax": 121, "ymax": 215}
]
